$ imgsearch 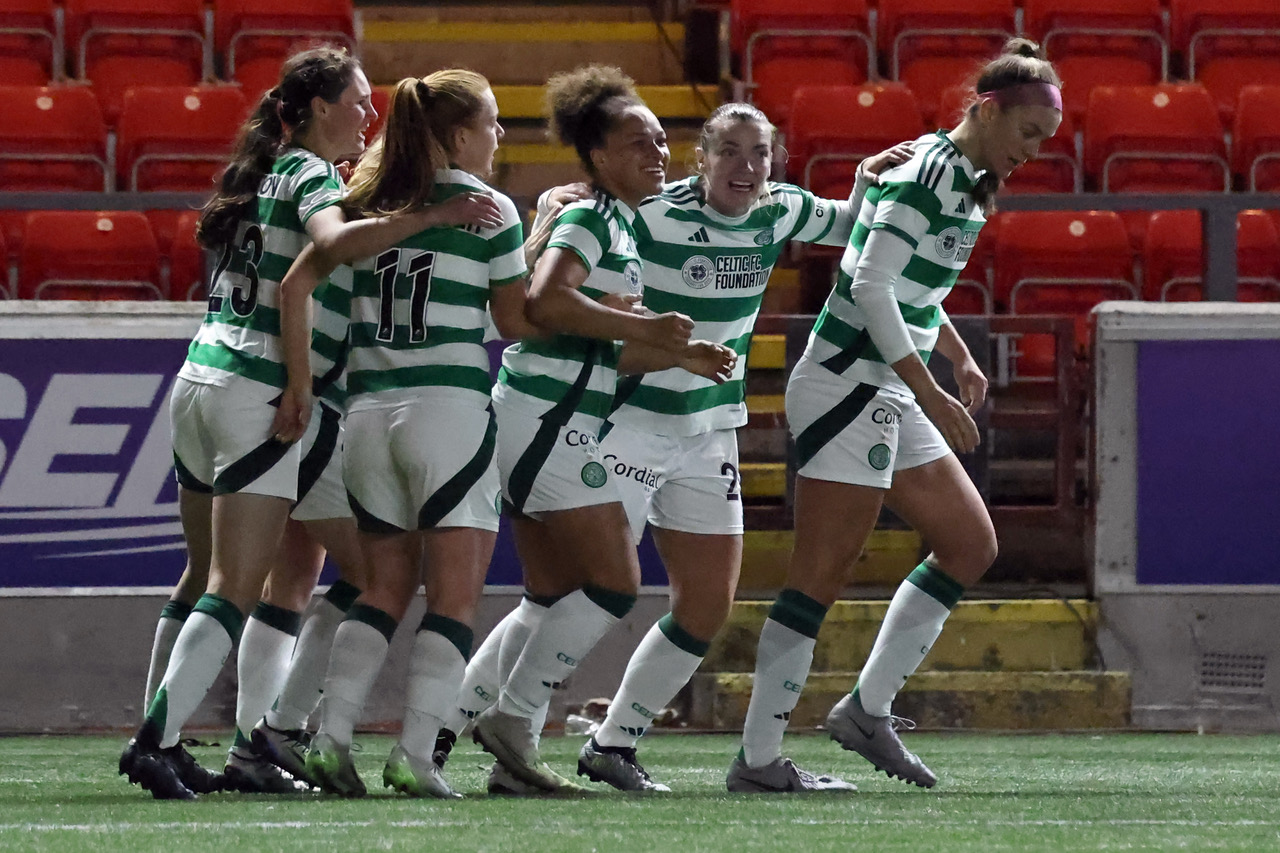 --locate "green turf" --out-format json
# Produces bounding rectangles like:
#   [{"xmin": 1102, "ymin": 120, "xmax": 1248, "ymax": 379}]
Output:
[{"xmin": 2, "ymin": 732, "xmax": 1279, "ymax": 851}]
